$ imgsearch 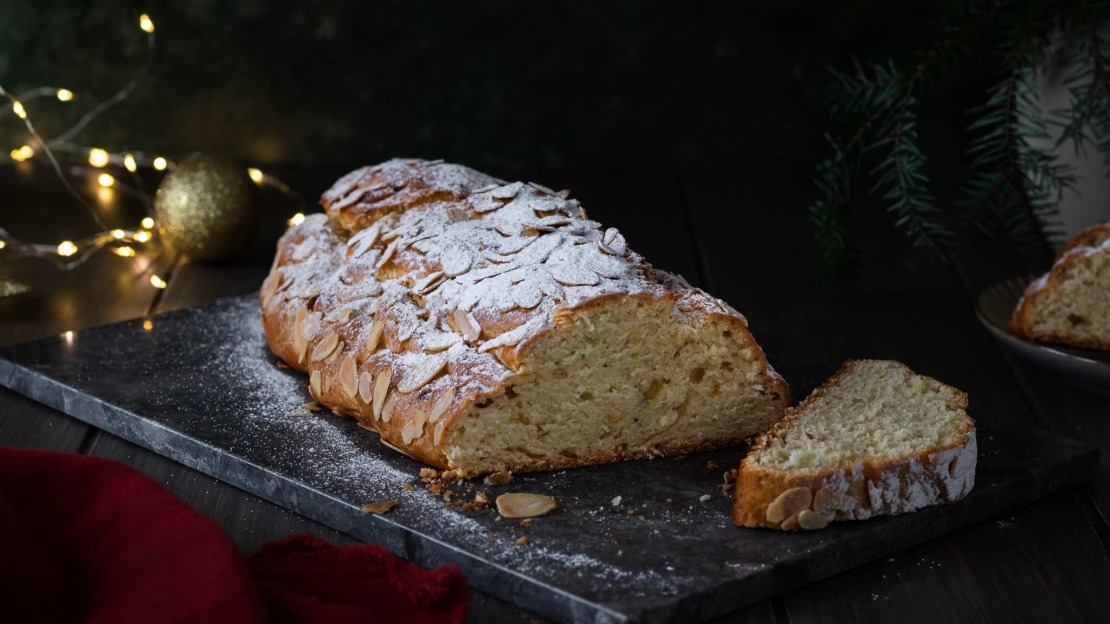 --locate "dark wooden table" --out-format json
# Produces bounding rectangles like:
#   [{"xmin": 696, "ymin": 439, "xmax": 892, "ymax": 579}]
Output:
[{"xmin": 2, "ymin": 164, "xmax": 1108, "ymax": 623}]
